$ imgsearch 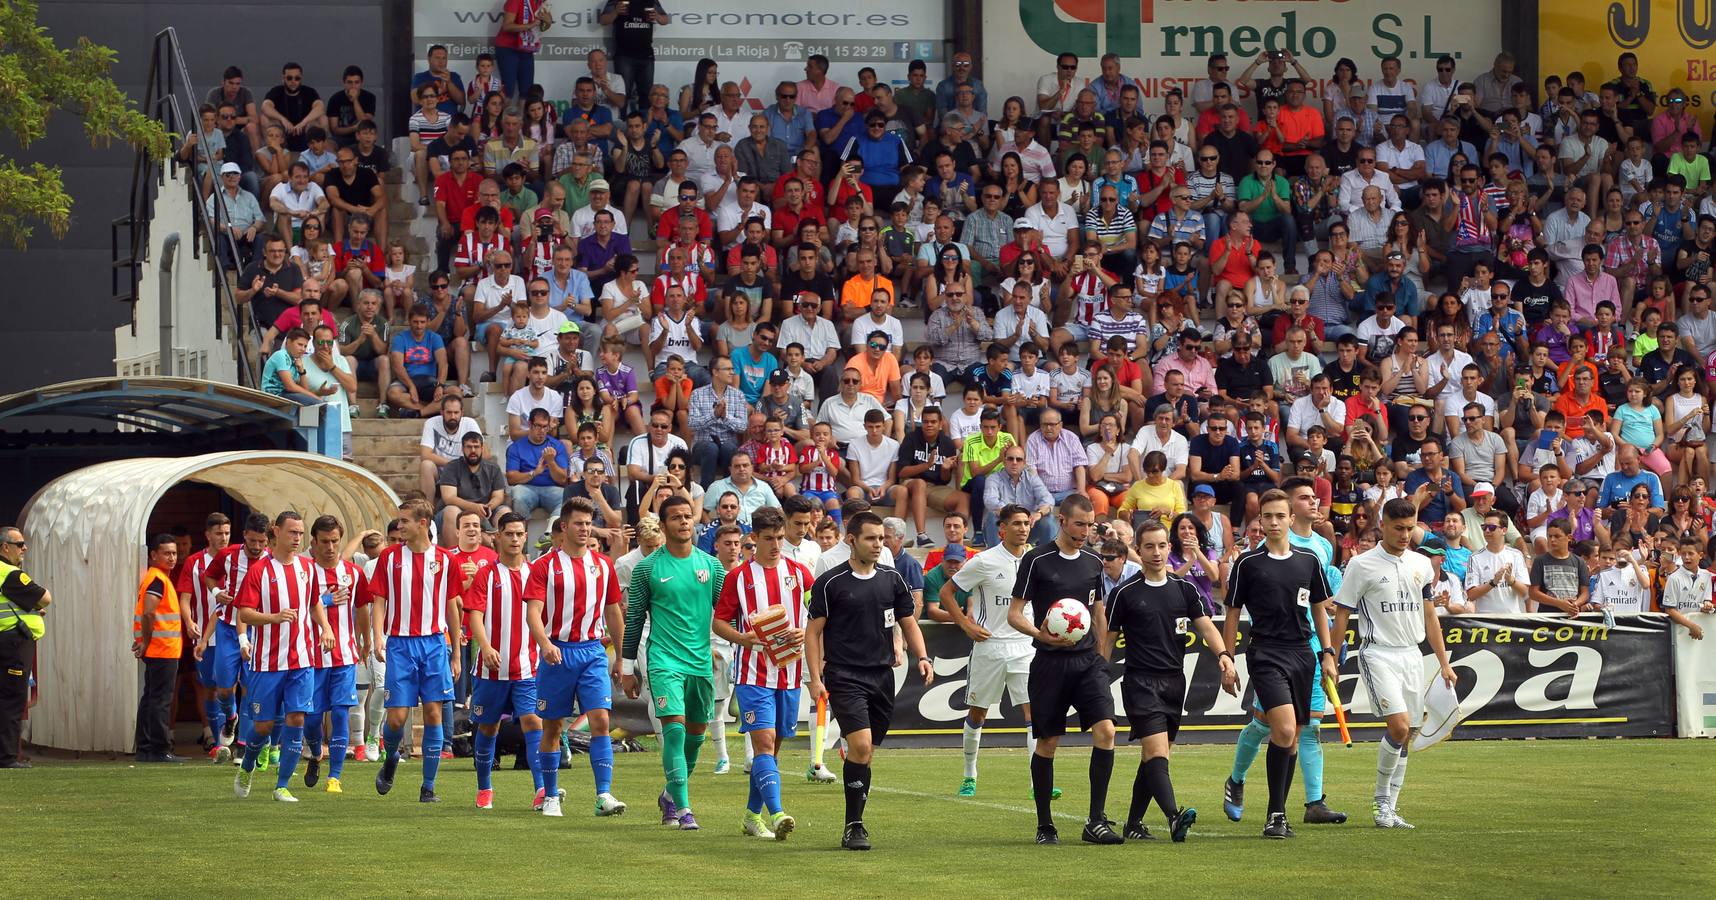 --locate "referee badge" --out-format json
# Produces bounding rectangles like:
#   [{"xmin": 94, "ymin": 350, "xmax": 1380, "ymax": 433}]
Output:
[
  {"xmin": 695, "ymin": 568, "xmax": 709, "ymax": 584},
  {"xmin": 1296, "ymin": 588, "xmax": 1311, "ymax": 608},
  {"xmin": 1174, "ymin": 617, "xmax": 1189, "ymax": 635}
]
